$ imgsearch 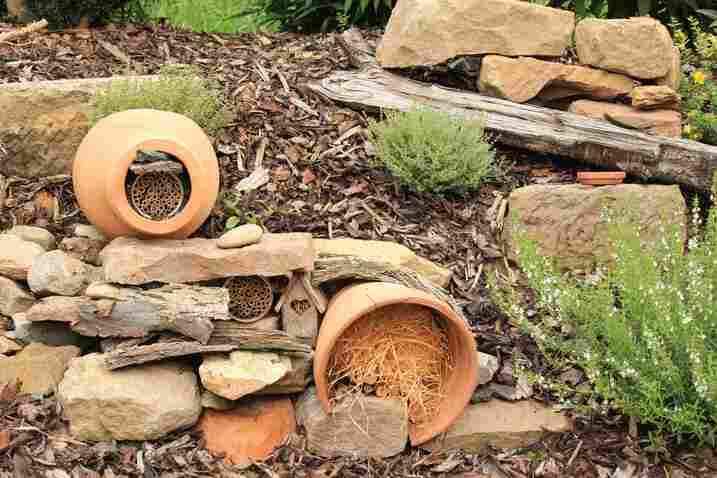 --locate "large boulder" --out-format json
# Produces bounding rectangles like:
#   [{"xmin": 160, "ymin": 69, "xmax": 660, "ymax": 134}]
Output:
[
  {"xmin": 197, "ymin": 397, "xmax": 296, "ymax": 465},
  {"xmin": 199, "ymin": 351, "xmax": 292, "ymax": 400},
  {"xmin": 479, "ymin": 56, "xmax": 634, "ymax": 104},
  {"xmin": 657, "ymin": 46, "xmax": 682, "ymax": 92},
  {"xmin": 505, "ymin": 184, "xmax": 687, "ymax": 271},
  {"xmin": 423, "ymin": 400, "xmax": 571, "ymax": 453},
  {"xmin": 58, "ymin": 354, "xmax": 201, "ymax": 441},
  {"xmin": 101, "ymin": 234, "xmax": 315, "ymax": 285},
  {"xmin": 569, "ymin": 100, "xmax": 681, "ymax": 138},
  {"xmin": 296, "ymin": 387, "xmax": 408, "ymax": 458},
  {"xmin": 0, "ymin": 77, "xmax": 157, "ymax": 178},
  {"xmin": 0, "ymin": 343, "xmax": 80, "ymax": 395},
  {"xmin": 377, "ymin": 0, "xmax": 574, "ymax": 68},
  {"xmin": 315, "ymin": 238, "xmax": 452, "ymax": 288},
  {"xmin": 575, "ymin": 17, "xmax": 674, "ymax": 80},
  {"xmin": 0, "ymin": 234, "xmax": 45, "ymax": 280},
  {"xmin": 0, "ymin": 277, "xmax": 35, "ymax": 317}
]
